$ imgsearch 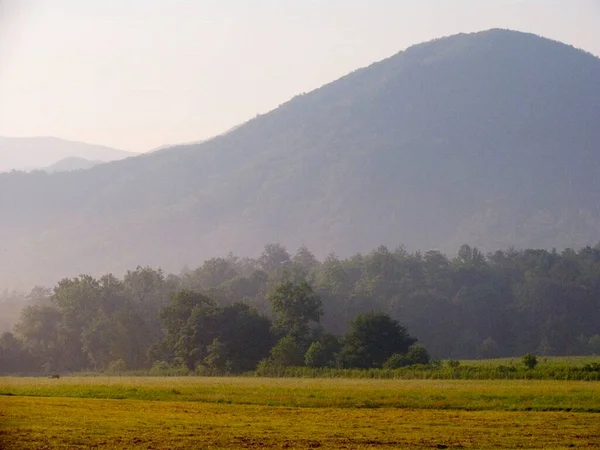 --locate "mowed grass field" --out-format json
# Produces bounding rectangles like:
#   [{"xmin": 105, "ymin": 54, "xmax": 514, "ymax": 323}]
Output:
[{"xmin": 1, "ymin": 377, "xmax": 599, "ymax": 449}]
